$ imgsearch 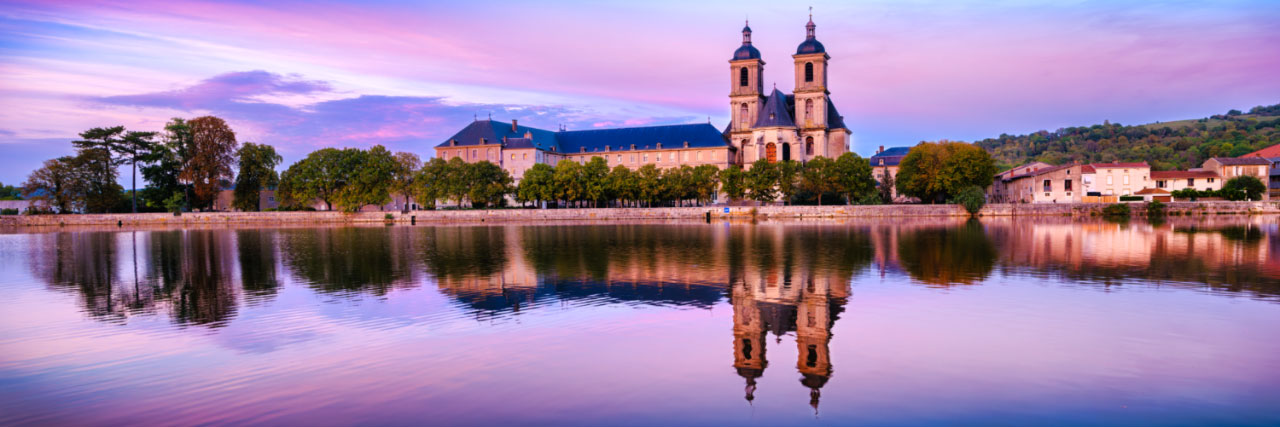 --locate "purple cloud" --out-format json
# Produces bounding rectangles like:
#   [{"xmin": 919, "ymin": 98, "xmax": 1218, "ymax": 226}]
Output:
[{"xmin": 97, "ymin": 71, "xmax": 332, "ymax": 110}]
